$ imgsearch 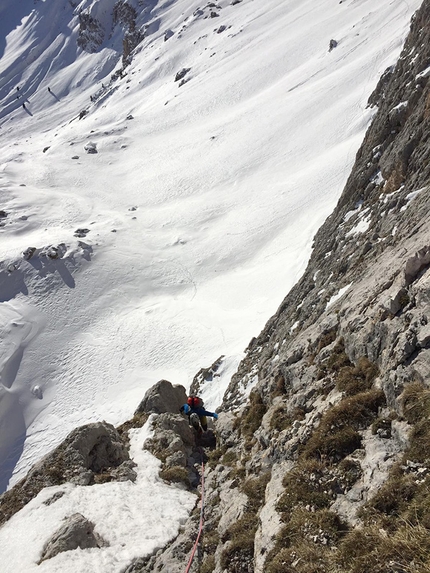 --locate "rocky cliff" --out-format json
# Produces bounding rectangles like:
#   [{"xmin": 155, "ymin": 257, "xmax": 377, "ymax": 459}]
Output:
[
  {"xmin": 143, "ymin": 1, "xmax": 430, "ymax": 571},
  {"xmin": 2, "ymin": 1, "xmax": 430, "ymax": 573},
  {"xmin": 77, "ymin": 0, "xmax": 144, "ymax": 65}
]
